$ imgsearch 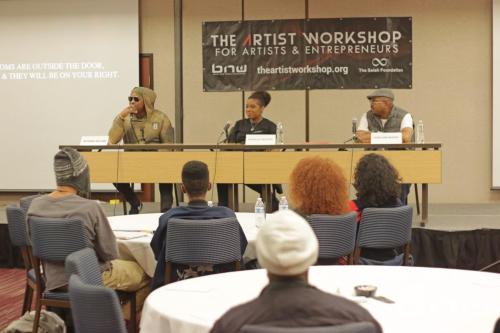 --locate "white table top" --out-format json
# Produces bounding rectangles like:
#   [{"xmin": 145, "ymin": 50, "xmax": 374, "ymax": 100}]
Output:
[
  {"xmin": 108, "ymin": 212, "xmax": 259, "ymax": 277},
  {"xmin": 140, "ymin": 266, "xmax": 500, "ymax": 333}
]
